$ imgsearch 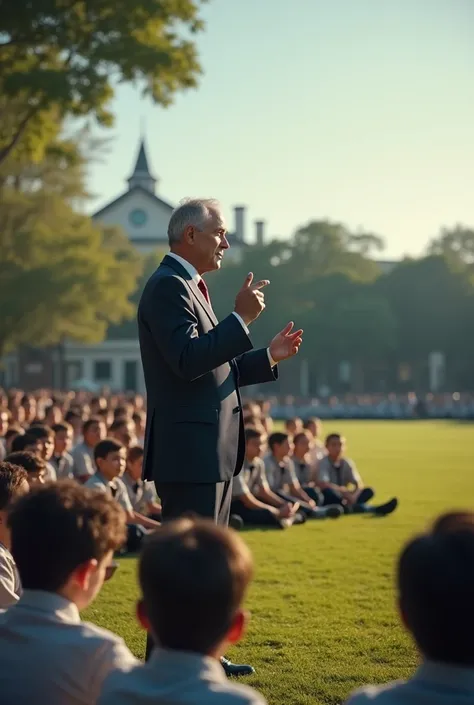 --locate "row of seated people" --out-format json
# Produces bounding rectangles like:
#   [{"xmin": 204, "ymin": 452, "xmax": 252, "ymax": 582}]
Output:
[
  {"xmin": 230, "ymin": 426, "xmax": 398, "ymax": 528},
  {"xmin": 1, "ymin": 403, "xmax": 398, "ymax": 537},
  {"xmin": 0, "ymin": 467, "xmax": 472, "ymax": 705}
]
